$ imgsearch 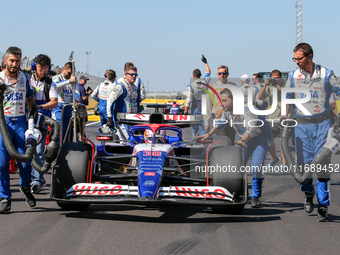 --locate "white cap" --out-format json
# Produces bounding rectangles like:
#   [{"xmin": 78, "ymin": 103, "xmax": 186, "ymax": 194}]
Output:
[{"xmin": 240, "ymin": 74, "xmax": 250, "ymax": 82}]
